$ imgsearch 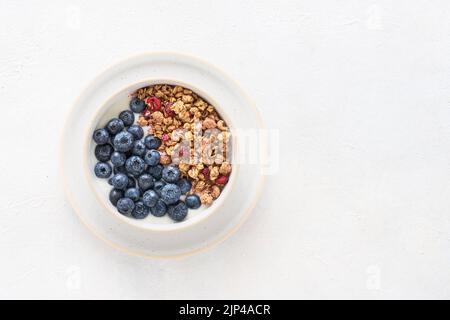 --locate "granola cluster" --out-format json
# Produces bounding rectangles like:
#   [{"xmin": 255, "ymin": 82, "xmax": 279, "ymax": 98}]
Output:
[{"xmin": 134, "ymin": 84, "xmax": 231, "ymax": 205}]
